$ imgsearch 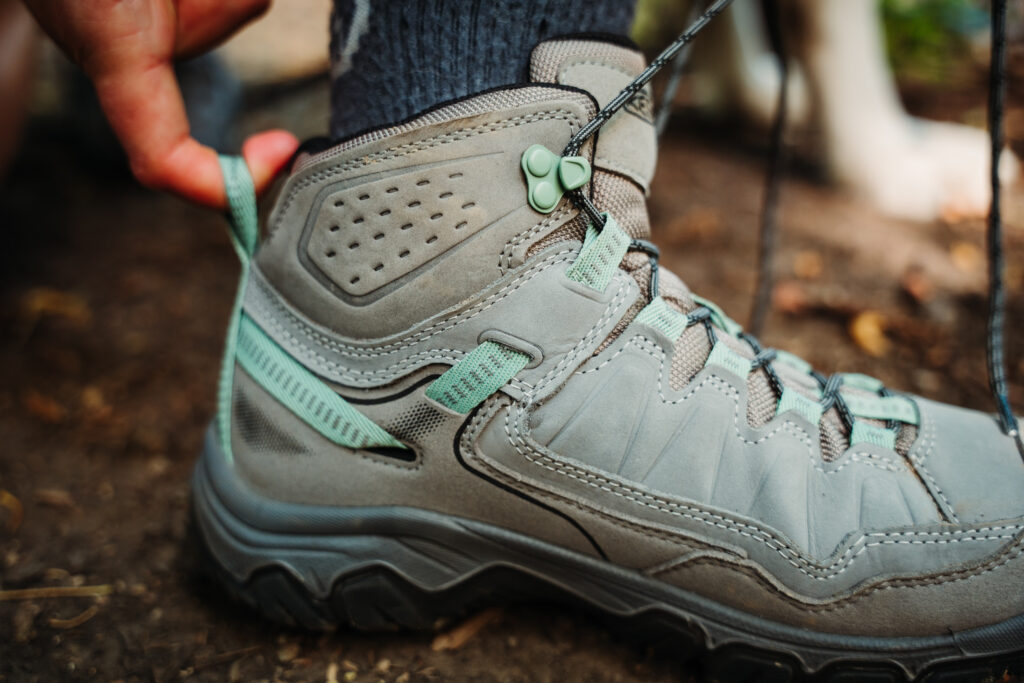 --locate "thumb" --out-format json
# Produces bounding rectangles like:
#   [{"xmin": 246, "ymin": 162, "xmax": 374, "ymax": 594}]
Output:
[{"xmin": 240, "ymin": 129, "xmax": 299, "ymax": 196}]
